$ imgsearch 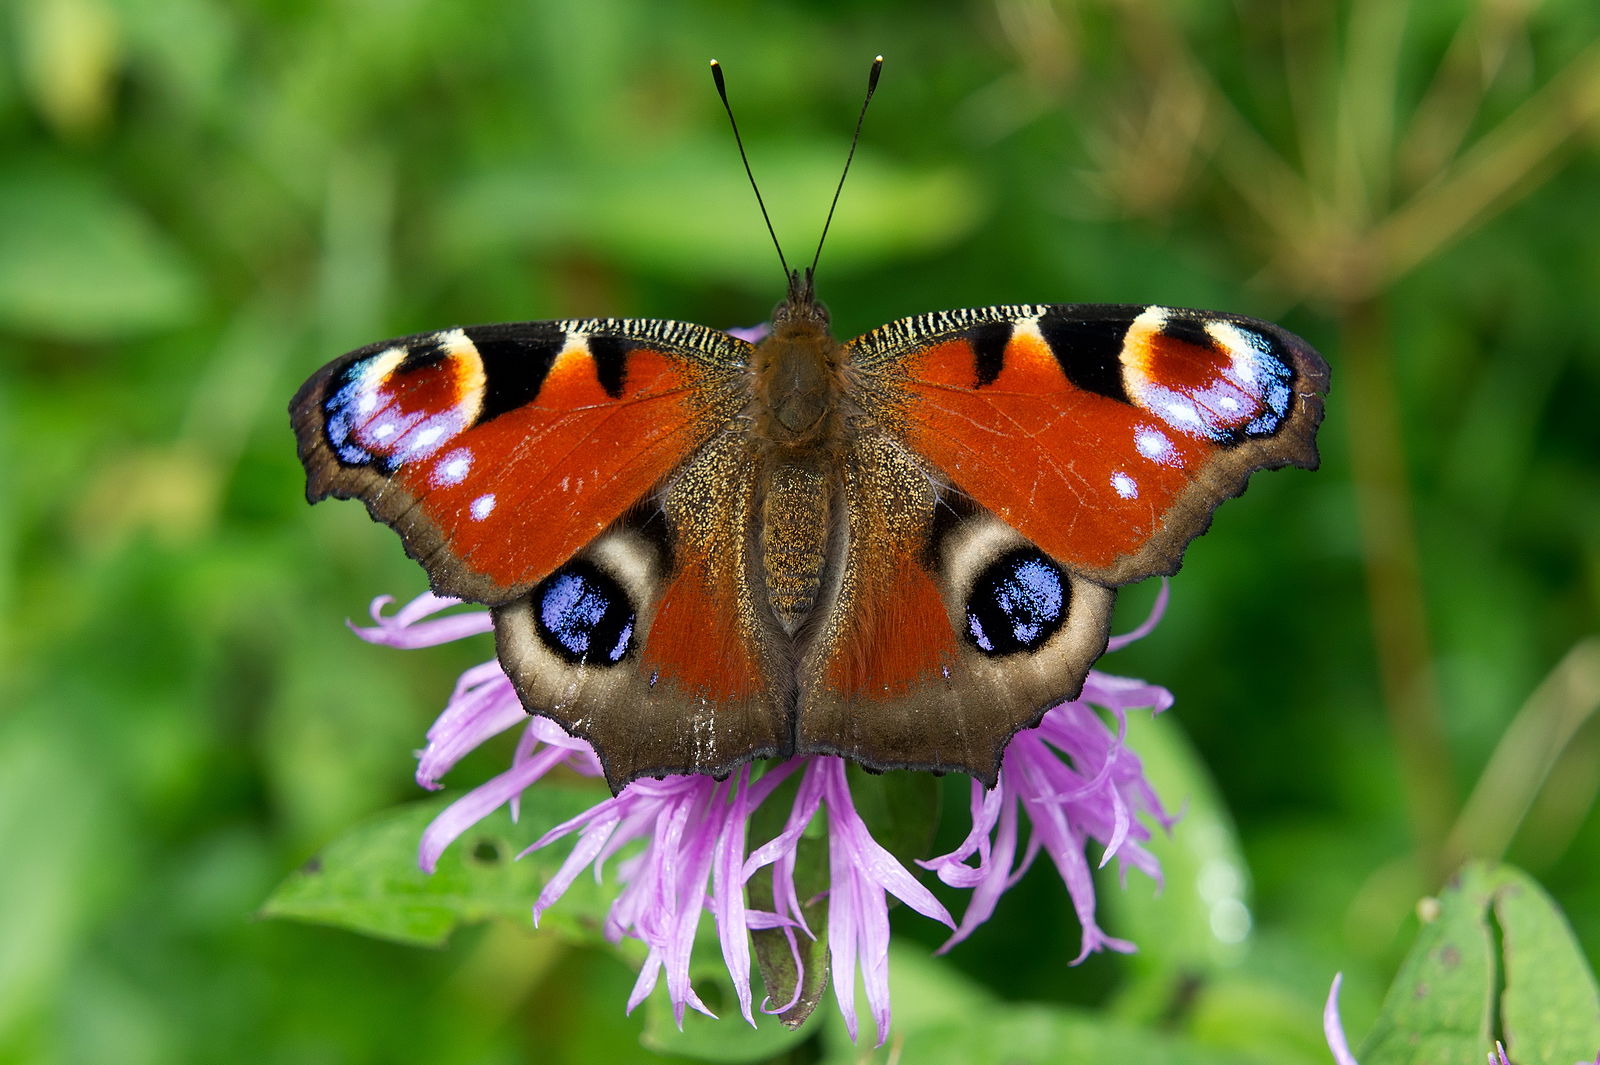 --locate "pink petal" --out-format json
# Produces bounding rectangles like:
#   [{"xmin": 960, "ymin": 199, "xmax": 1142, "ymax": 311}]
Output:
[
  {"xmin": 1105, "ymin": 579, "xmax": 1169, "ymax": 652},
  {"xmin": 1324, "ymin": 974, "xmax": 1361, "ymax": 1065},
  {"xmin": 350, "ymin": 593, "xmax": 493, "ymax": 647},
  {"xmin": 418, "ymin": 748, "xmax": 569, "ymax": 872}
]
